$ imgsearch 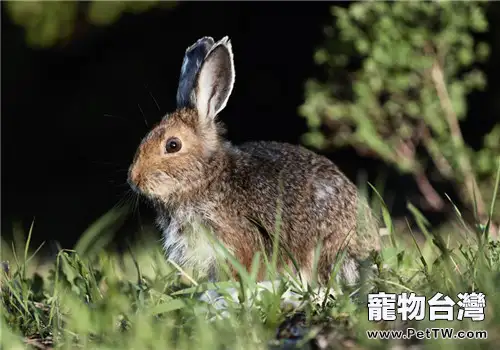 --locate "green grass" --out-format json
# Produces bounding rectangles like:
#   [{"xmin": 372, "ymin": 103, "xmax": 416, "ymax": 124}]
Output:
[{"xmin": 2, "ymin": 173, "xmax": 500, "ymax": 349}]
